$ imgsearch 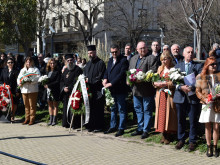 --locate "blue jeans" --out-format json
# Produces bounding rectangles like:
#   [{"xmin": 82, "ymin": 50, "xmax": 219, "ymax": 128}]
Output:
[
  {"xmin": 110, "ymin": 94, "xmax": 127, "ymax": 130},
  {"xmin": 133, "ymin": 95, "xmax": 154, "ymax": 133},
  {"xmin": 176, "ymin": 102, "xmax": 200, "ymax": 143}
]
